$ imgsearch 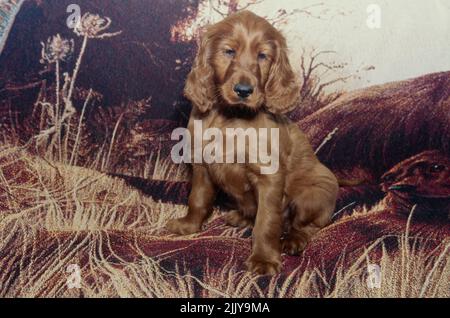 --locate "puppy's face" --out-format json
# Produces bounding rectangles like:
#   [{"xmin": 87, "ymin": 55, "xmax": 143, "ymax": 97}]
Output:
[
  {"xmin": 184, "ymin": 11, "xmax": 300, "ymax": 115},
  {"xmin": 212, "ymin": 24, "xmax": 275, "ymax": 110}
]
